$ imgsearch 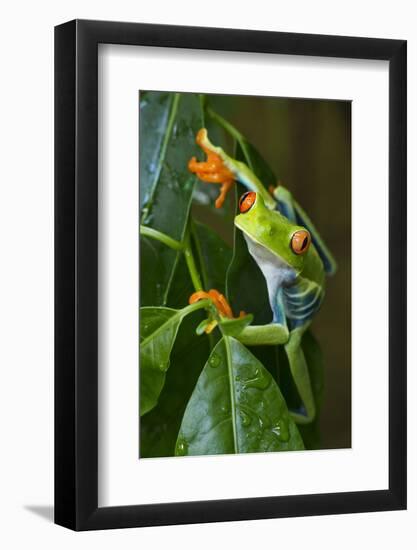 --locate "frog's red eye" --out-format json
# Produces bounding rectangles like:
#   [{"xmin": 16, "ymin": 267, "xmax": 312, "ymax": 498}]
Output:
[
  {"xmin": 291, "ymin": 230, "xmax": 311, "ymax": 255},
  {"xmin": 239, "ymin": 192, "xmax": 257, "ymax": 213}
]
